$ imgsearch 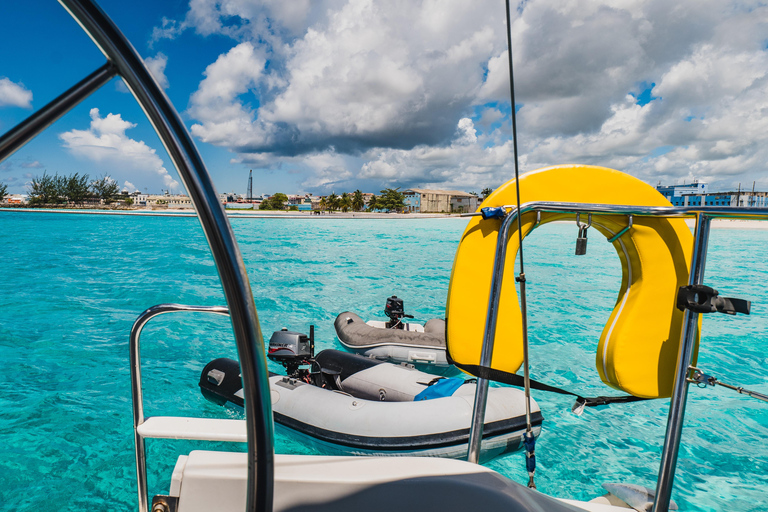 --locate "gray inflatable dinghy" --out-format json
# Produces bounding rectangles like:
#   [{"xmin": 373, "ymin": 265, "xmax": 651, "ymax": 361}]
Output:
[
  {"xmin": 200, "ymin": 347, "xmax": 542, "ymax": 461},
  {"xmin": 335, "ymin": 296, "xmax": 448, "ymax": 366}
]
